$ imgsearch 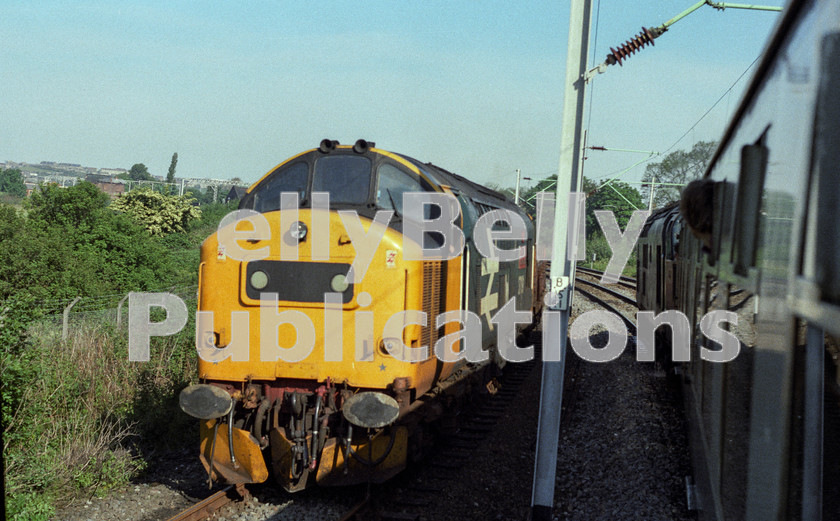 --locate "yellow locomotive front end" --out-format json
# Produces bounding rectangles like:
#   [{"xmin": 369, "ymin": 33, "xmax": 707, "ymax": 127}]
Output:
[{"xmin": 180, "ymin": 140, "xmax": 466, "ymax": 491}]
